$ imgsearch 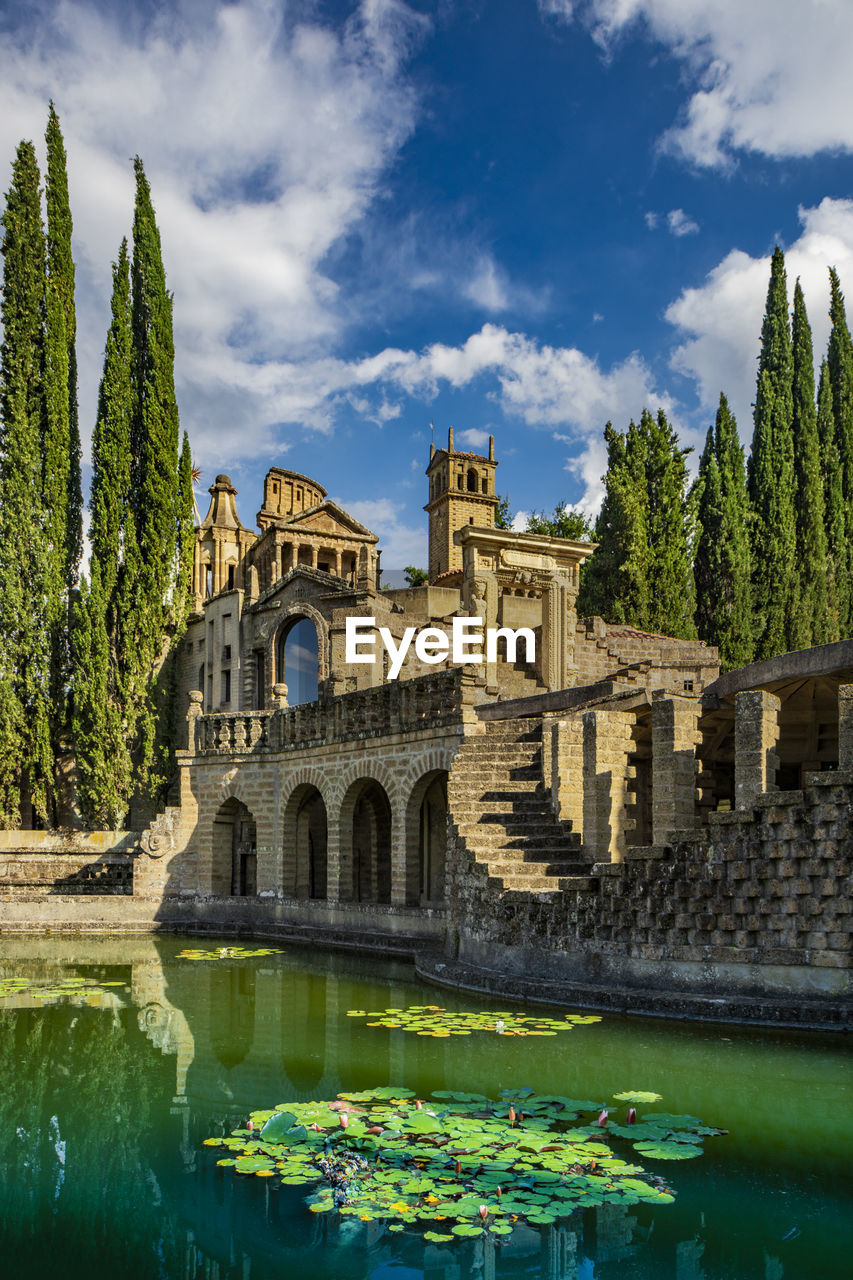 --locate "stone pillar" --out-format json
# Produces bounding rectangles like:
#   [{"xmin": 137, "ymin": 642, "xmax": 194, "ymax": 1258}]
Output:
[
  {"xmin": 186, "ymin": 690, "xmax": 204, "ymax": 753},
  {"xmin": 651, "ymin": 691, "xmax": 701, "ymax": 845},
  {"xmin": 838, "ymin": 684, "xmax": 853, "ymax": 770},
  {"xmin": 326, "ymin": 824, "xmax": 342, "ymax": 903},
  {"xmin": 273, "ymin": 542, "xmax": 282, "ymax": 582},
  {"xmin": 550, "ymin": 715, "xmax": 584, "ymax": 836},
  {"xmin": 541, "ymin": 574, "xmax": 578, "ymax": 692},
  {"xmin": 334, "ymin": 549, "xmax": 342, "ymax": 578},
  {"xmin": 272, "ymin": 682, "xmax": 288, "ymax": 709},
  {"xmin": 582, "ymin": 708, "xmax": 634, "ymax": 862},
  {"xmin": 734, "ymin": 689, "xmax": 780, "ymax": 810},
  {"xmin": 390, "ymin": 810, "xmax": 408, "ymax": 907}
]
